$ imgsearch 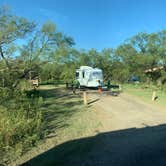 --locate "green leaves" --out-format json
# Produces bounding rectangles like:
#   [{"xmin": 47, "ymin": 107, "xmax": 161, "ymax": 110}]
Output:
[
  {"xmin": 41, "ymin": 21, "xmax": 56, "ymax": 36},
  {"xmin": 0, "ymin": 13, "xmax": 35, "ymax": 45},
  {"xmin": 114, "ymin": 30, "xmax": 166, "ymax": 83}
]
